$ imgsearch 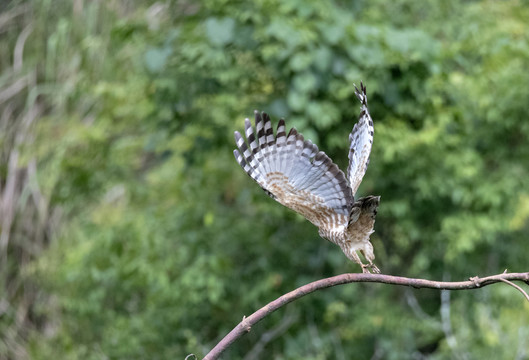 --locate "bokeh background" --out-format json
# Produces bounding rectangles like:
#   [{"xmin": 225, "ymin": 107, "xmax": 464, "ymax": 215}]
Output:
[{"xmin": 1, "ymin": 0, "xmax": 529, "ymax": 359}]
